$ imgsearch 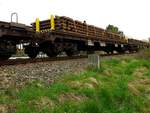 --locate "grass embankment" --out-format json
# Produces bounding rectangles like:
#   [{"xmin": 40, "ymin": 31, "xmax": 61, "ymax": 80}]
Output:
[{"xmin": 1, "ymin": 51, "xmax": 150, "ymax": 113}]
